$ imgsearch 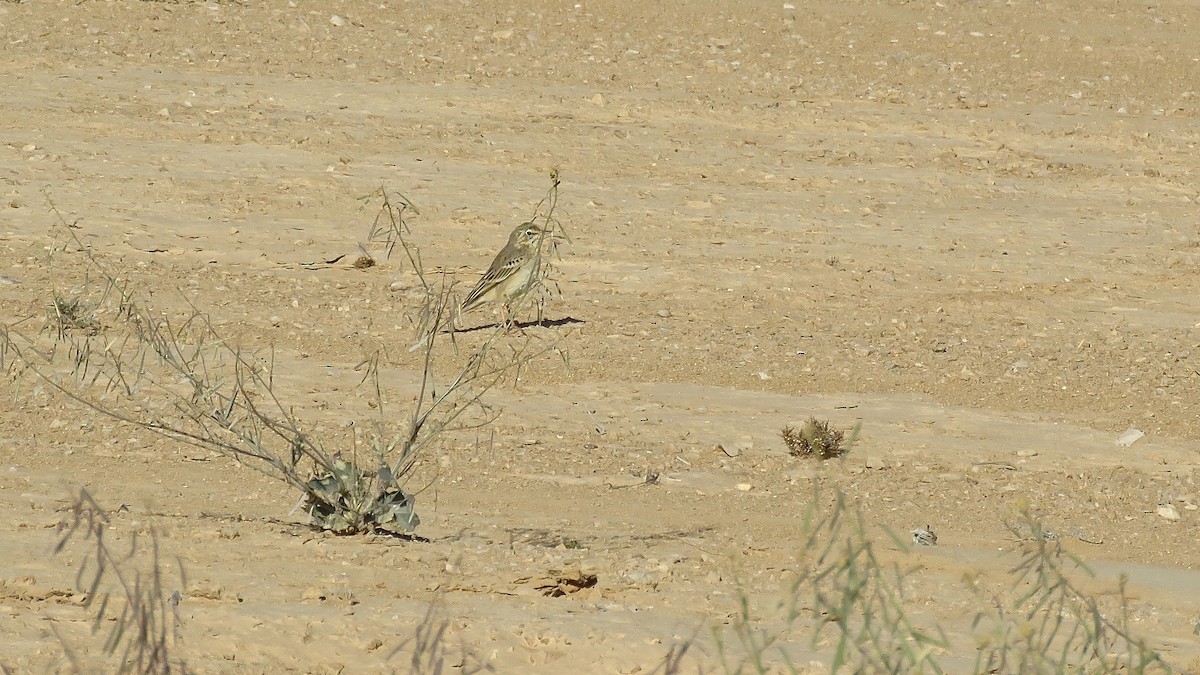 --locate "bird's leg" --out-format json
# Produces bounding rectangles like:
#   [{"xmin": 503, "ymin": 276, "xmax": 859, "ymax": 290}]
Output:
[
  {"xmin": 500, "ymin": 304, "xmax": 524, "ymax": 334},
  {"xmin": 500, "ymin": 303, "xmax": 512, "ymax": 332}
]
